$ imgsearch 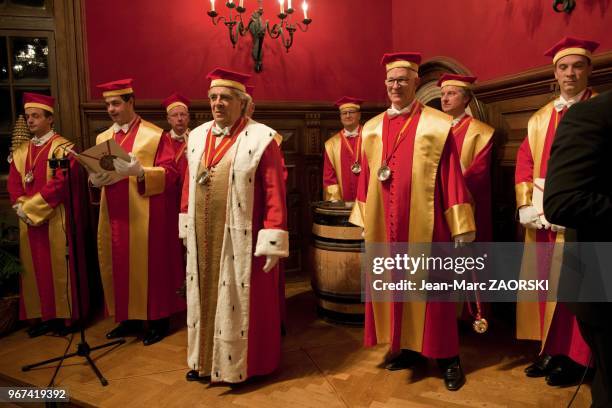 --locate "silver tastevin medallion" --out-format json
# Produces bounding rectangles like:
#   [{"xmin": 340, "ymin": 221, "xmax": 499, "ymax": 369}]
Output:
[
  {"xmin": 377, "ymin": 162, "xmax": 391, "ymax": 182},
  {"xmin": 24, "ymin": 170, "xmax": 34, "ymax": 184},
  {"xmin": 196, "ymin": 169, "xmax": 211, "ymax": 185},
  {"xmin": 351, "ymin": 162, "xmax": 361, "ymax": 175}
]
